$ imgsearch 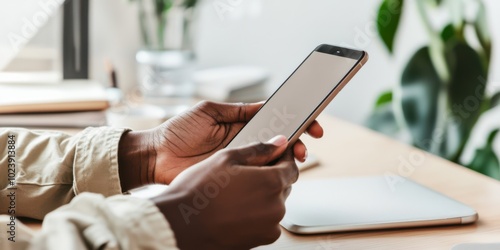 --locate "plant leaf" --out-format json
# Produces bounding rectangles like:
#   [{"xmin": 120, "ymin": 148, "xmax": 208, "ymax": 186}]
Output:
[
  {"xmin": 366, "ymin": 102, "xmax": 400, "ymax": 137},
  {"xmin": 466, "ymin": 129, "xmax": 500, "ymax": 180},
  {"xmin": 400, "ymin": 46, "xmax": 442, "ymax": 151},
  {"xmin": 487, "ymin": 129, "xmax": 499, "ymax": 144},
  {"xmin": 377, "ymin": 0, "xmax": 404, "ymax": 53},
  {"xmin": 184, "ymin": 0, "xmax": 198, "ymax": 8},
  {"xmin": 375, "ymin": 90, "xmax": 393, "ymax": 108},
  {"xmin": 440, "ymin": 23, "xmax": 455, "ymax": 43},
  {"xmin": 155, "ymin": 0, "xmax": 173, "ymax": 16},
  {"xmin": 445, "ymin": 41, "xmax": 487, "ymax": 145},
  {"xmin": 430, "ymin": 0, "xmax": 443, "ymax": 7},
  {"xmin": 490, "ymin": 92, "xmax": 500, "ymax": 109},
  {"xmin": 163, "ymin": 0, "xmax": 173, "ymax": 12},
  {"xmin": 474, "ymin": 1, "xmax": 492, "ymax": 60}
]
